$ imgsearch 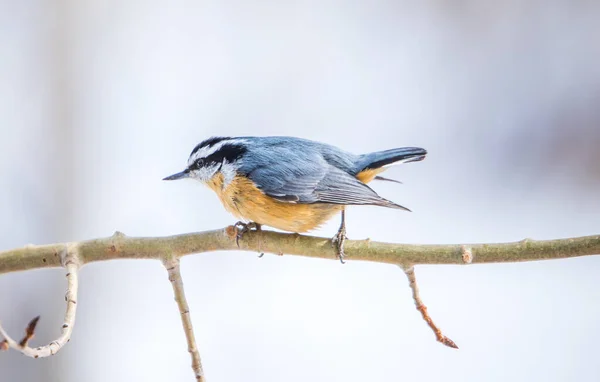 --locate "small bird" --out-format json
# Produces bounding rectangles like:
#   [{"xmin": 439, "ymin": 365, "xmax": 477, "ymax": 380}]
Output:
[{"xmin": 163, "ymin": 136, "xmax": 426, "ymax": 262}]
